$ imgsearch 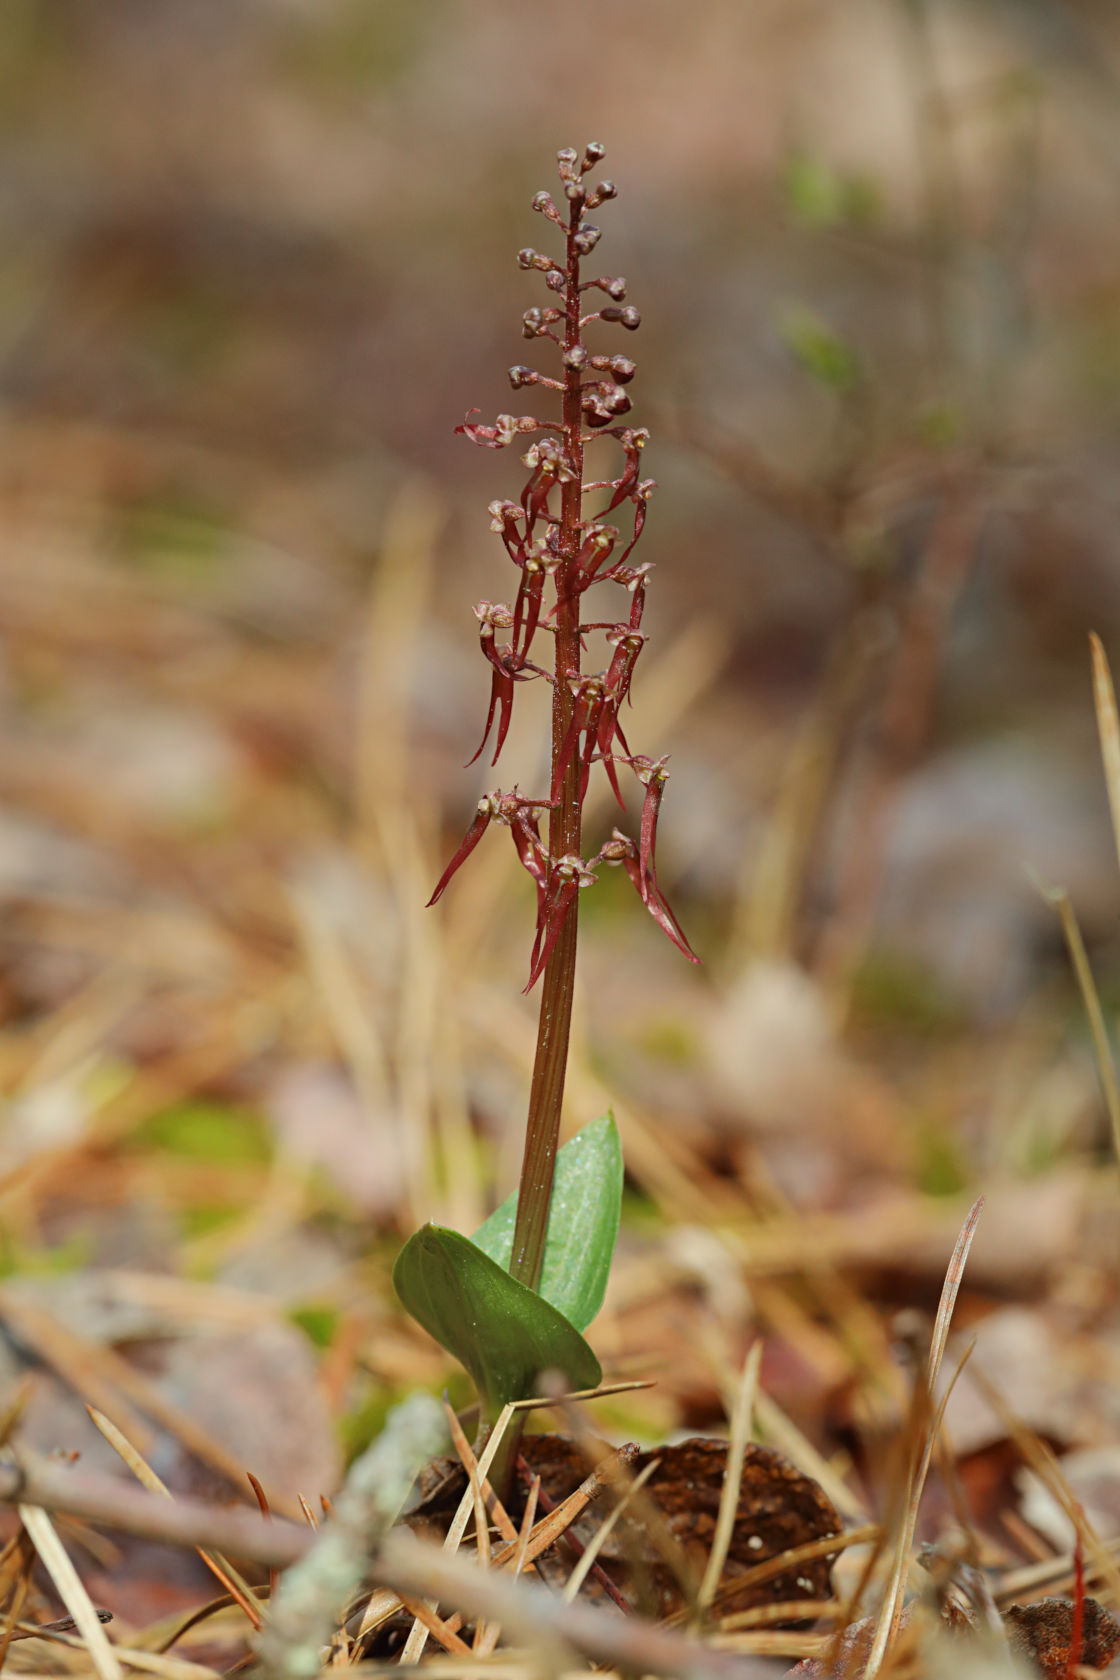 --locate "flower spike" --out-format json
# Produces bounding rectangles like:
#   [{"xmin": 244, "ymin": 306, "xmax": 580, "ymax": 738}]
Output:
[
  {"xmin": 425, "ymin": 146, "xmax": 700, "ymax": 1294},
  {"xmin": 415, "ymin": 144, "xmax": 702, "ymax": 1313}
]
